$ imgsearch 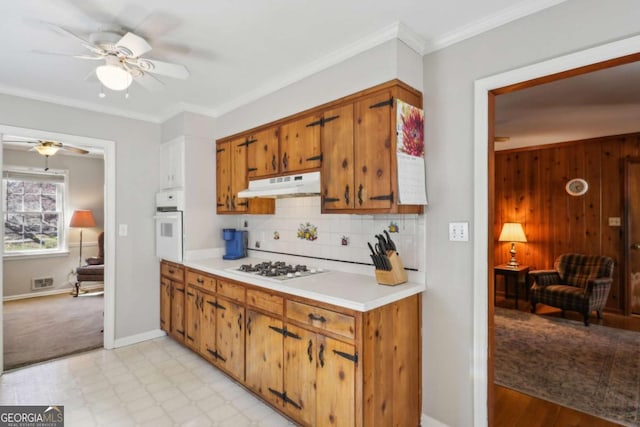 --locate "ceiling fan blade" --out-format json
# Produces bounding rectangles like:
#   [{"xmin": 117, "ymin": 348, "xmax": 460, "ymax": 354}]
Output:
[
  {"xmin": 61, "ymin": 145, "xmax": 90, "ymax": 155},
  {"xmin": 133, "ymin": 72, "xmax": 165, "ymax": 92},
  {"xmin": 32, "ymin": 50, "xmax": 104, "ymax": 60},
  {"xmin": 129, "ymin": 58, "xmax": 189, "ymax": 79},
  {"xmin": 116, "ymin": 32, "xmax": 152, "ymax": 58},
  {"xmin": 43, "ymin": 22, "xmax": 105, "ymax": 55}
]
